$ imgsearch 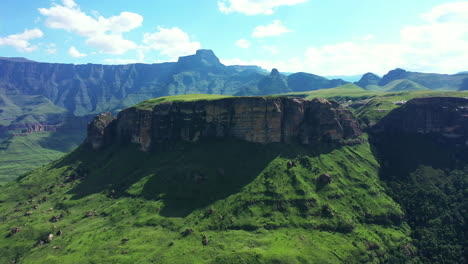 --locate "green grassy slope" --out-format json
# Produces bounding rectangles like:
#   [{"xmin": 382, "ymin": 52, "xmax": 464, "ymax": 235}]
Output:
[
  {"xmin": 0, "ymin": 95, "xmax": 66, "ymax": 127},
  {"xmin": 381, "ymin": 79, "xmax": 428, "ymax": 92},
  {"xmin": 286, "ymin": 84, "xmax": 383, "ymax": 101},
  {"xmin": 0, "ymin": 131, "xmax": 84, "ymax": 184},
  {"xmin": 356, "ymin": 79, "xmax": 429, "ymax": 92},
  {"xmin": 134, "ymin": 94, "xmax": 233, "ymax": 110},
  {"xmin": 0, "ymin": 139, "xmax": 414, "ymax": 263}
]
